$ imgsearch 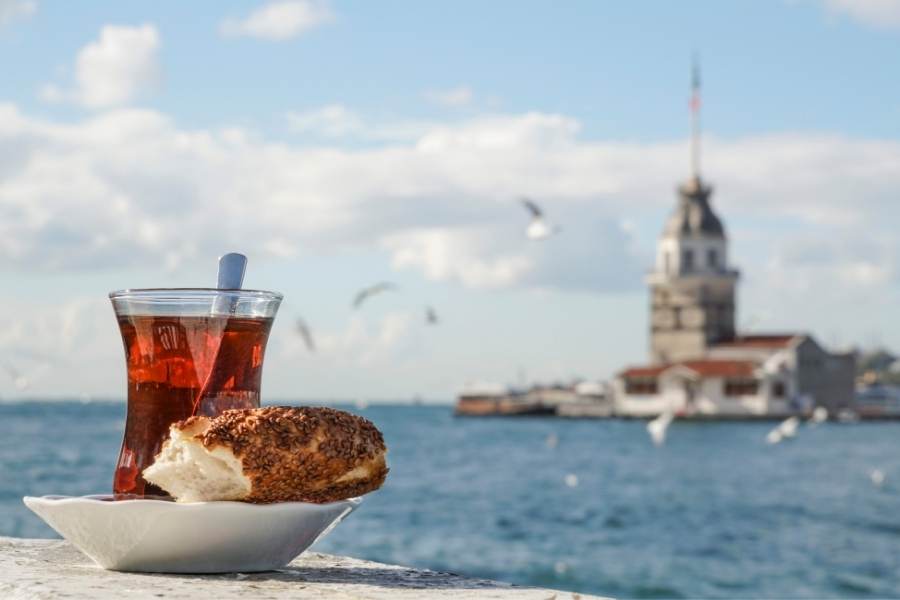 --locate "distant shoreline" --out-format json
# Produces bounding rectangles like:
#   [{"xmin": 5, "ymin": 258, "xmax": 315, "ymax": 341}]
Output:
[{"xmin": 3, "ymin": 400, "xmax": 900, "ymax": 424}]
